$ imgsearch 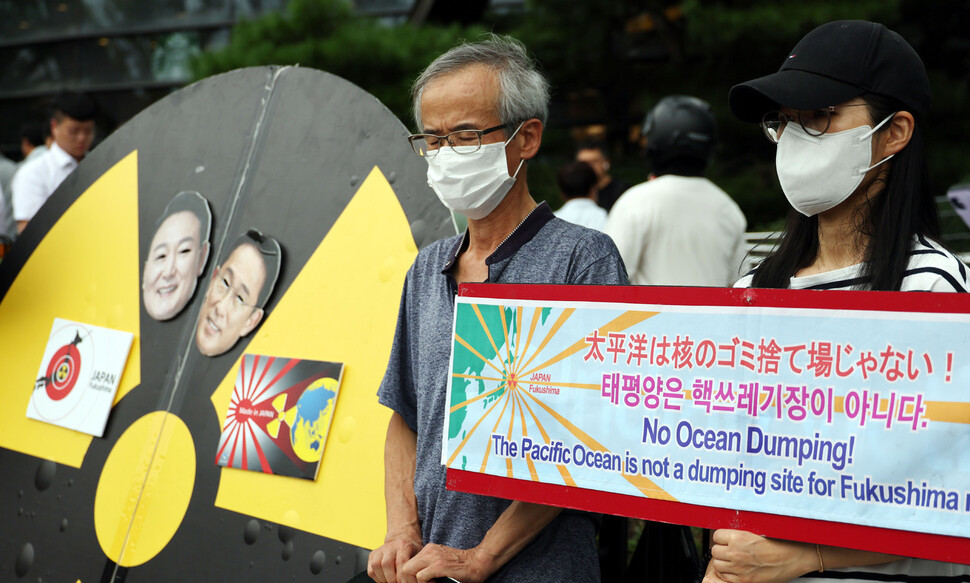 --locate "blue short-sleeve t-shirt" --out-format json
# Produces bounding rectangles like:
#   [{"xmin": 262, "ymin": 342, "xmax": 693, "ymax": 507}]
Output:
[{"xmin": 378, "ymin": 202, "xmax": 628, "ymax": 582}]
